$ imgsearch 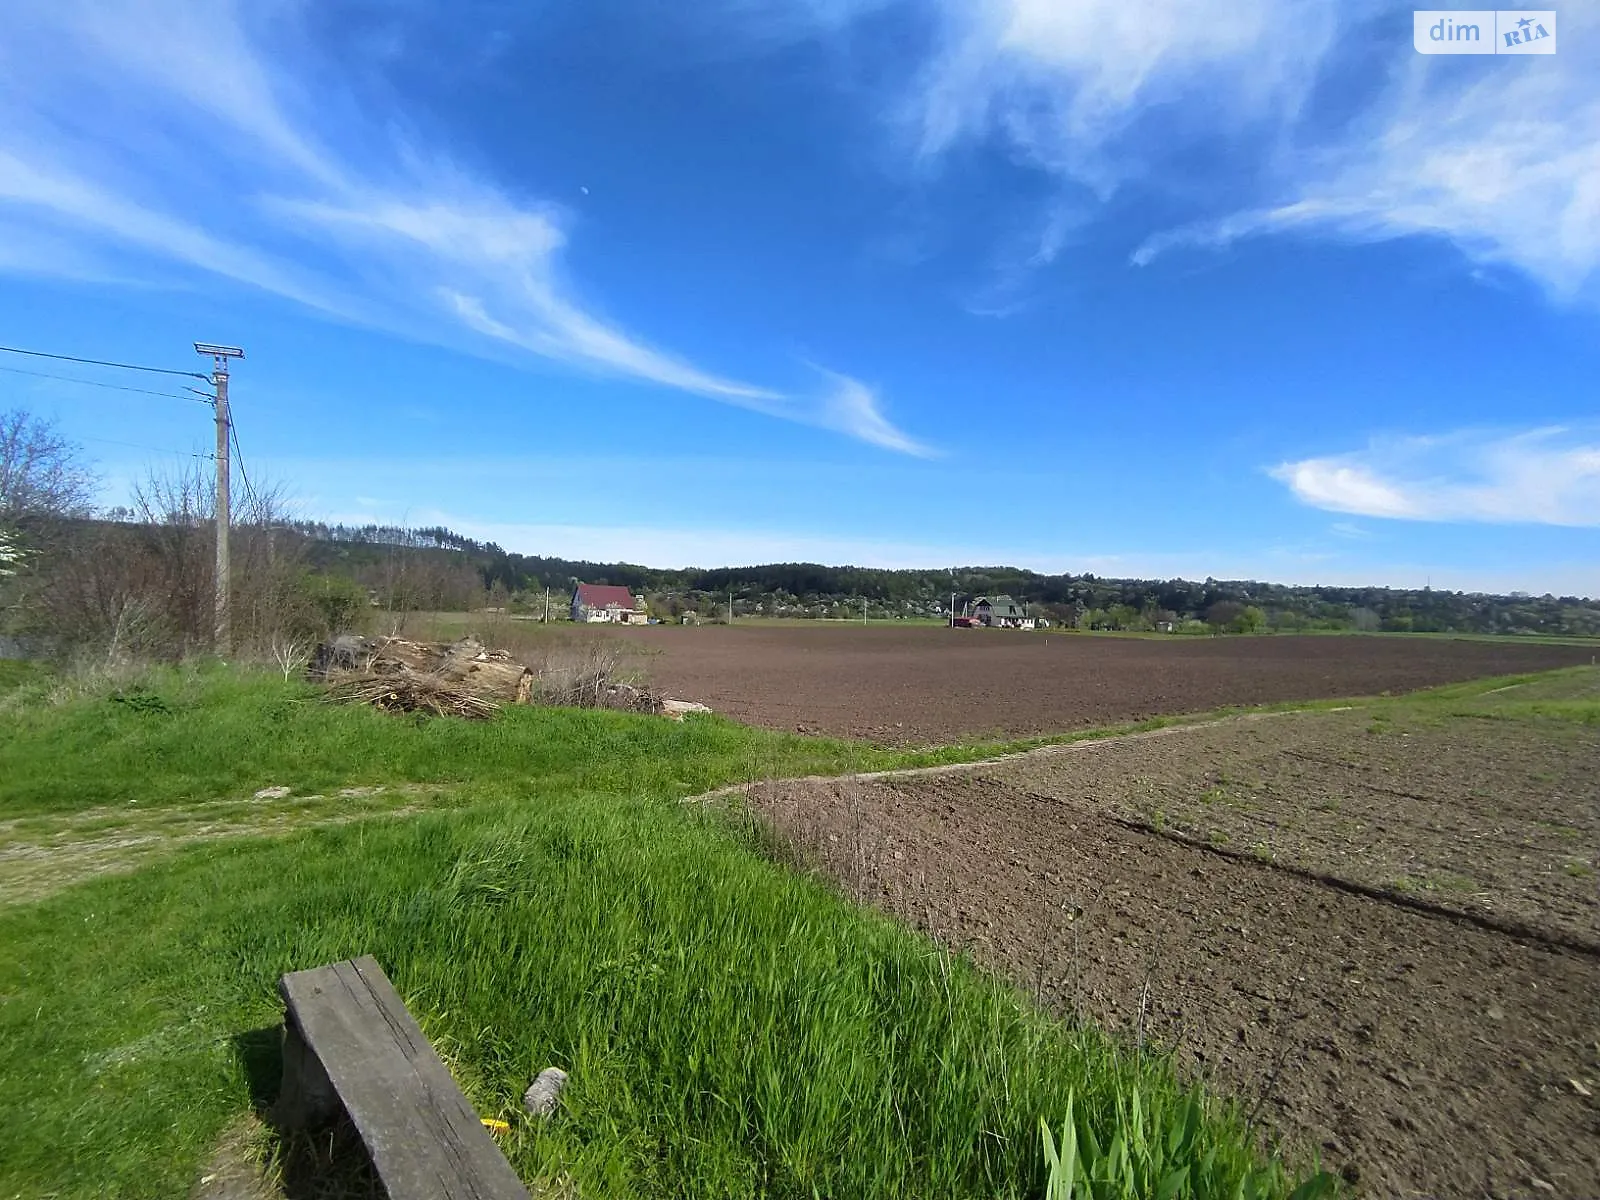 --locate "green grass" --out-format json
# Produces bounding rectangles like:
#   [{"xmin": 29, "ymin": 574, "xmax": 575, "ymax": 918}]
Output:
[
  {"xmin": 0, "ymin": 657, "xmax": 42, "ymax": 692},
  {"xmin": 0, "ymin": 666, "xmax": 1325, "ymax": 1199},
  {"xmin": 0, "ymin": 664, "xmax": 927, "ymax": 819},
  {"xmin": 1040, "ymin": 1096, "xmax": 1336, "ymax": 1200}
]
